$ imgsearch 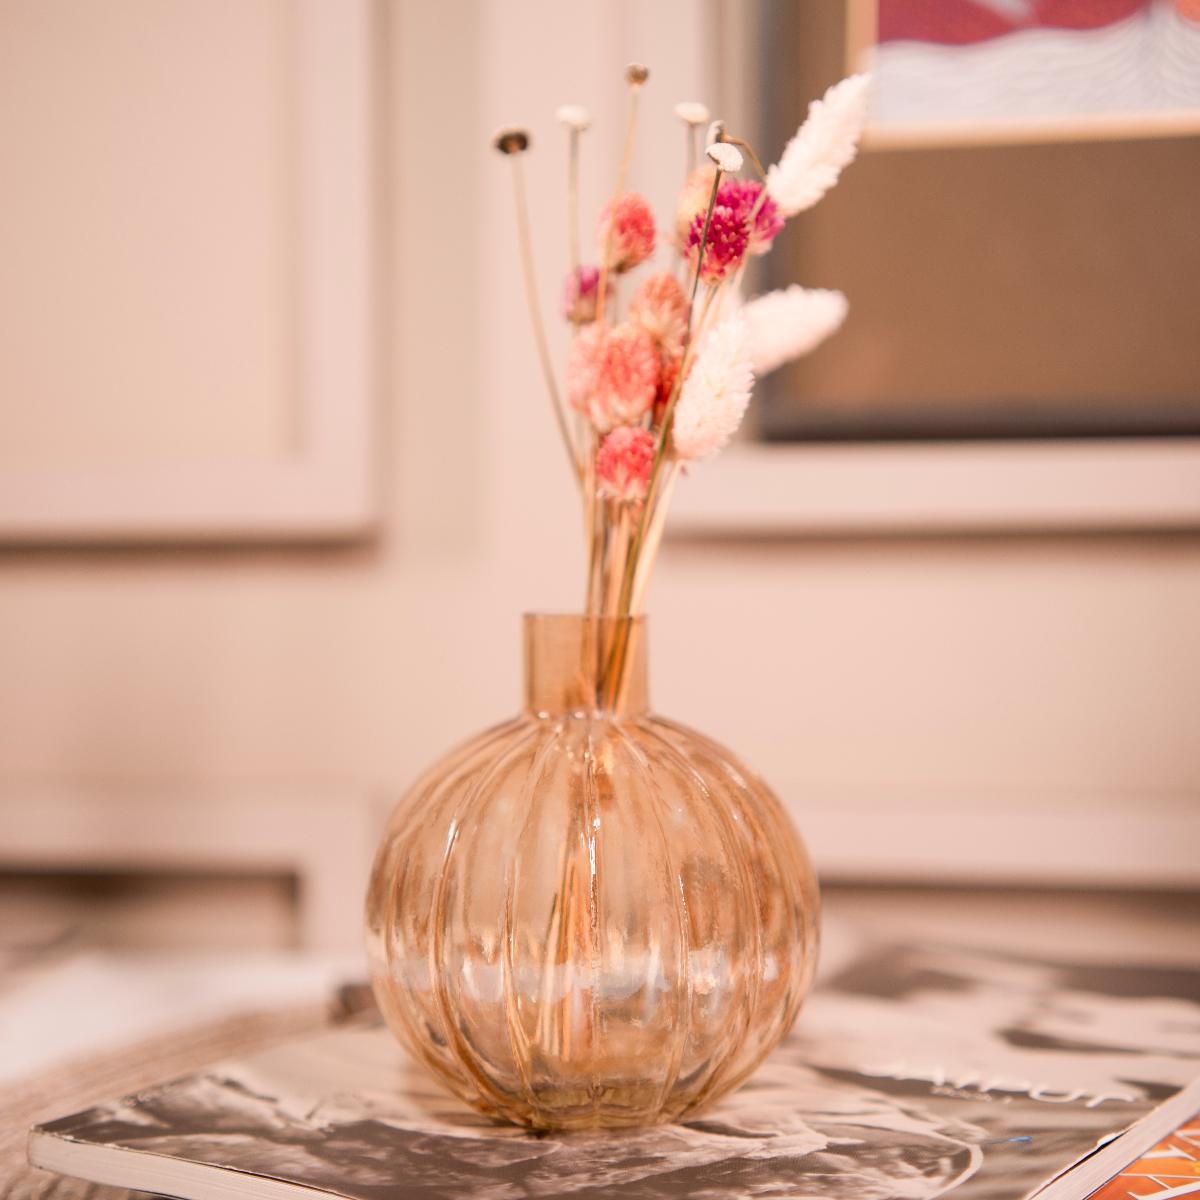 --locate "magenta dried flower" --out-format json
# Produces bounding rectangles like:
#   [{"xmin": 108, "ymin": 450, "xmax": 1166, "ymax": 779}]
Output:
[
  {"xmin": 562, "ymin": 265, "xmax": 603, "ymax": 325},
  {"xmin": 722, "ymin": 177, "xmax": 785, "ymax": 255},
  {"xmin": 686, "ymin": 204, "xmax": 749, "ymax": 284},
  {"xmin": 684, "ymin": 177, "xmax": 784, "ymax": 282},
  {"xmin": 676, "ymin": 169, "xmax": 783, "ymax": 266}
]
